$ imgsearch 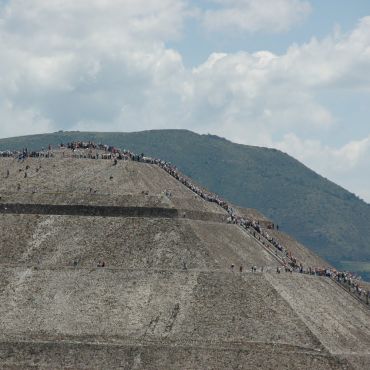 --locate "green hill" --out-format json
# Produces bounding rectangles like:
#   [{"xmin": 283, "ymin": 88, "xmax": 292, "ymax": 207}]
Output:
[{"xmin": 1, "ymin": 129, "xmax": 370, "ymax": 280}]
